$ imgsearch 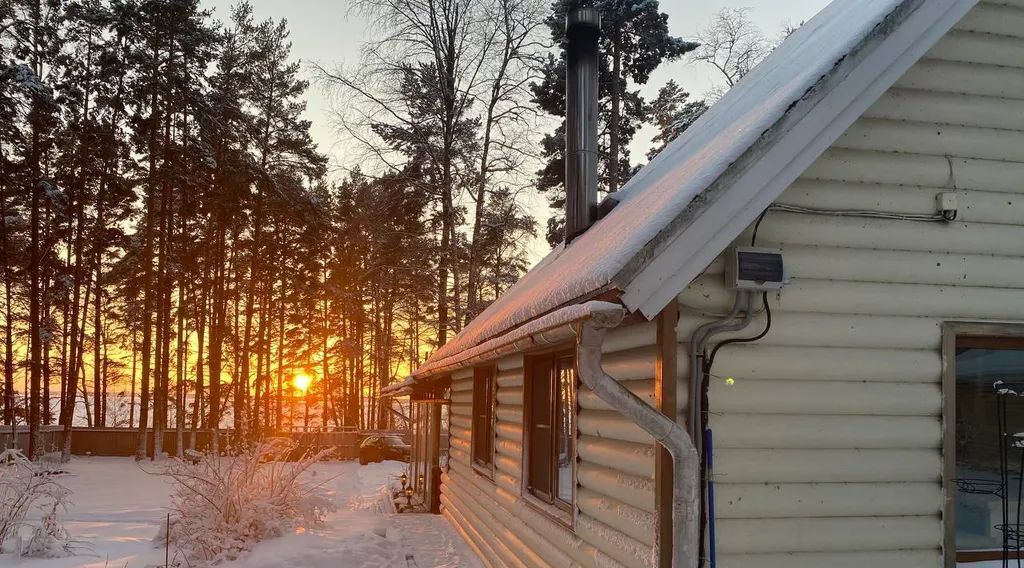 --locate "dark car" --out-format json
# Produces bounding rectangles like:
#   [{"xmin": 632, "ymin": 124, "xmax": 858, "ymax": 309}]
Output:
[{"xmin": 358, "ymin": 434, "xmax": 411, "ymax": 465}]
